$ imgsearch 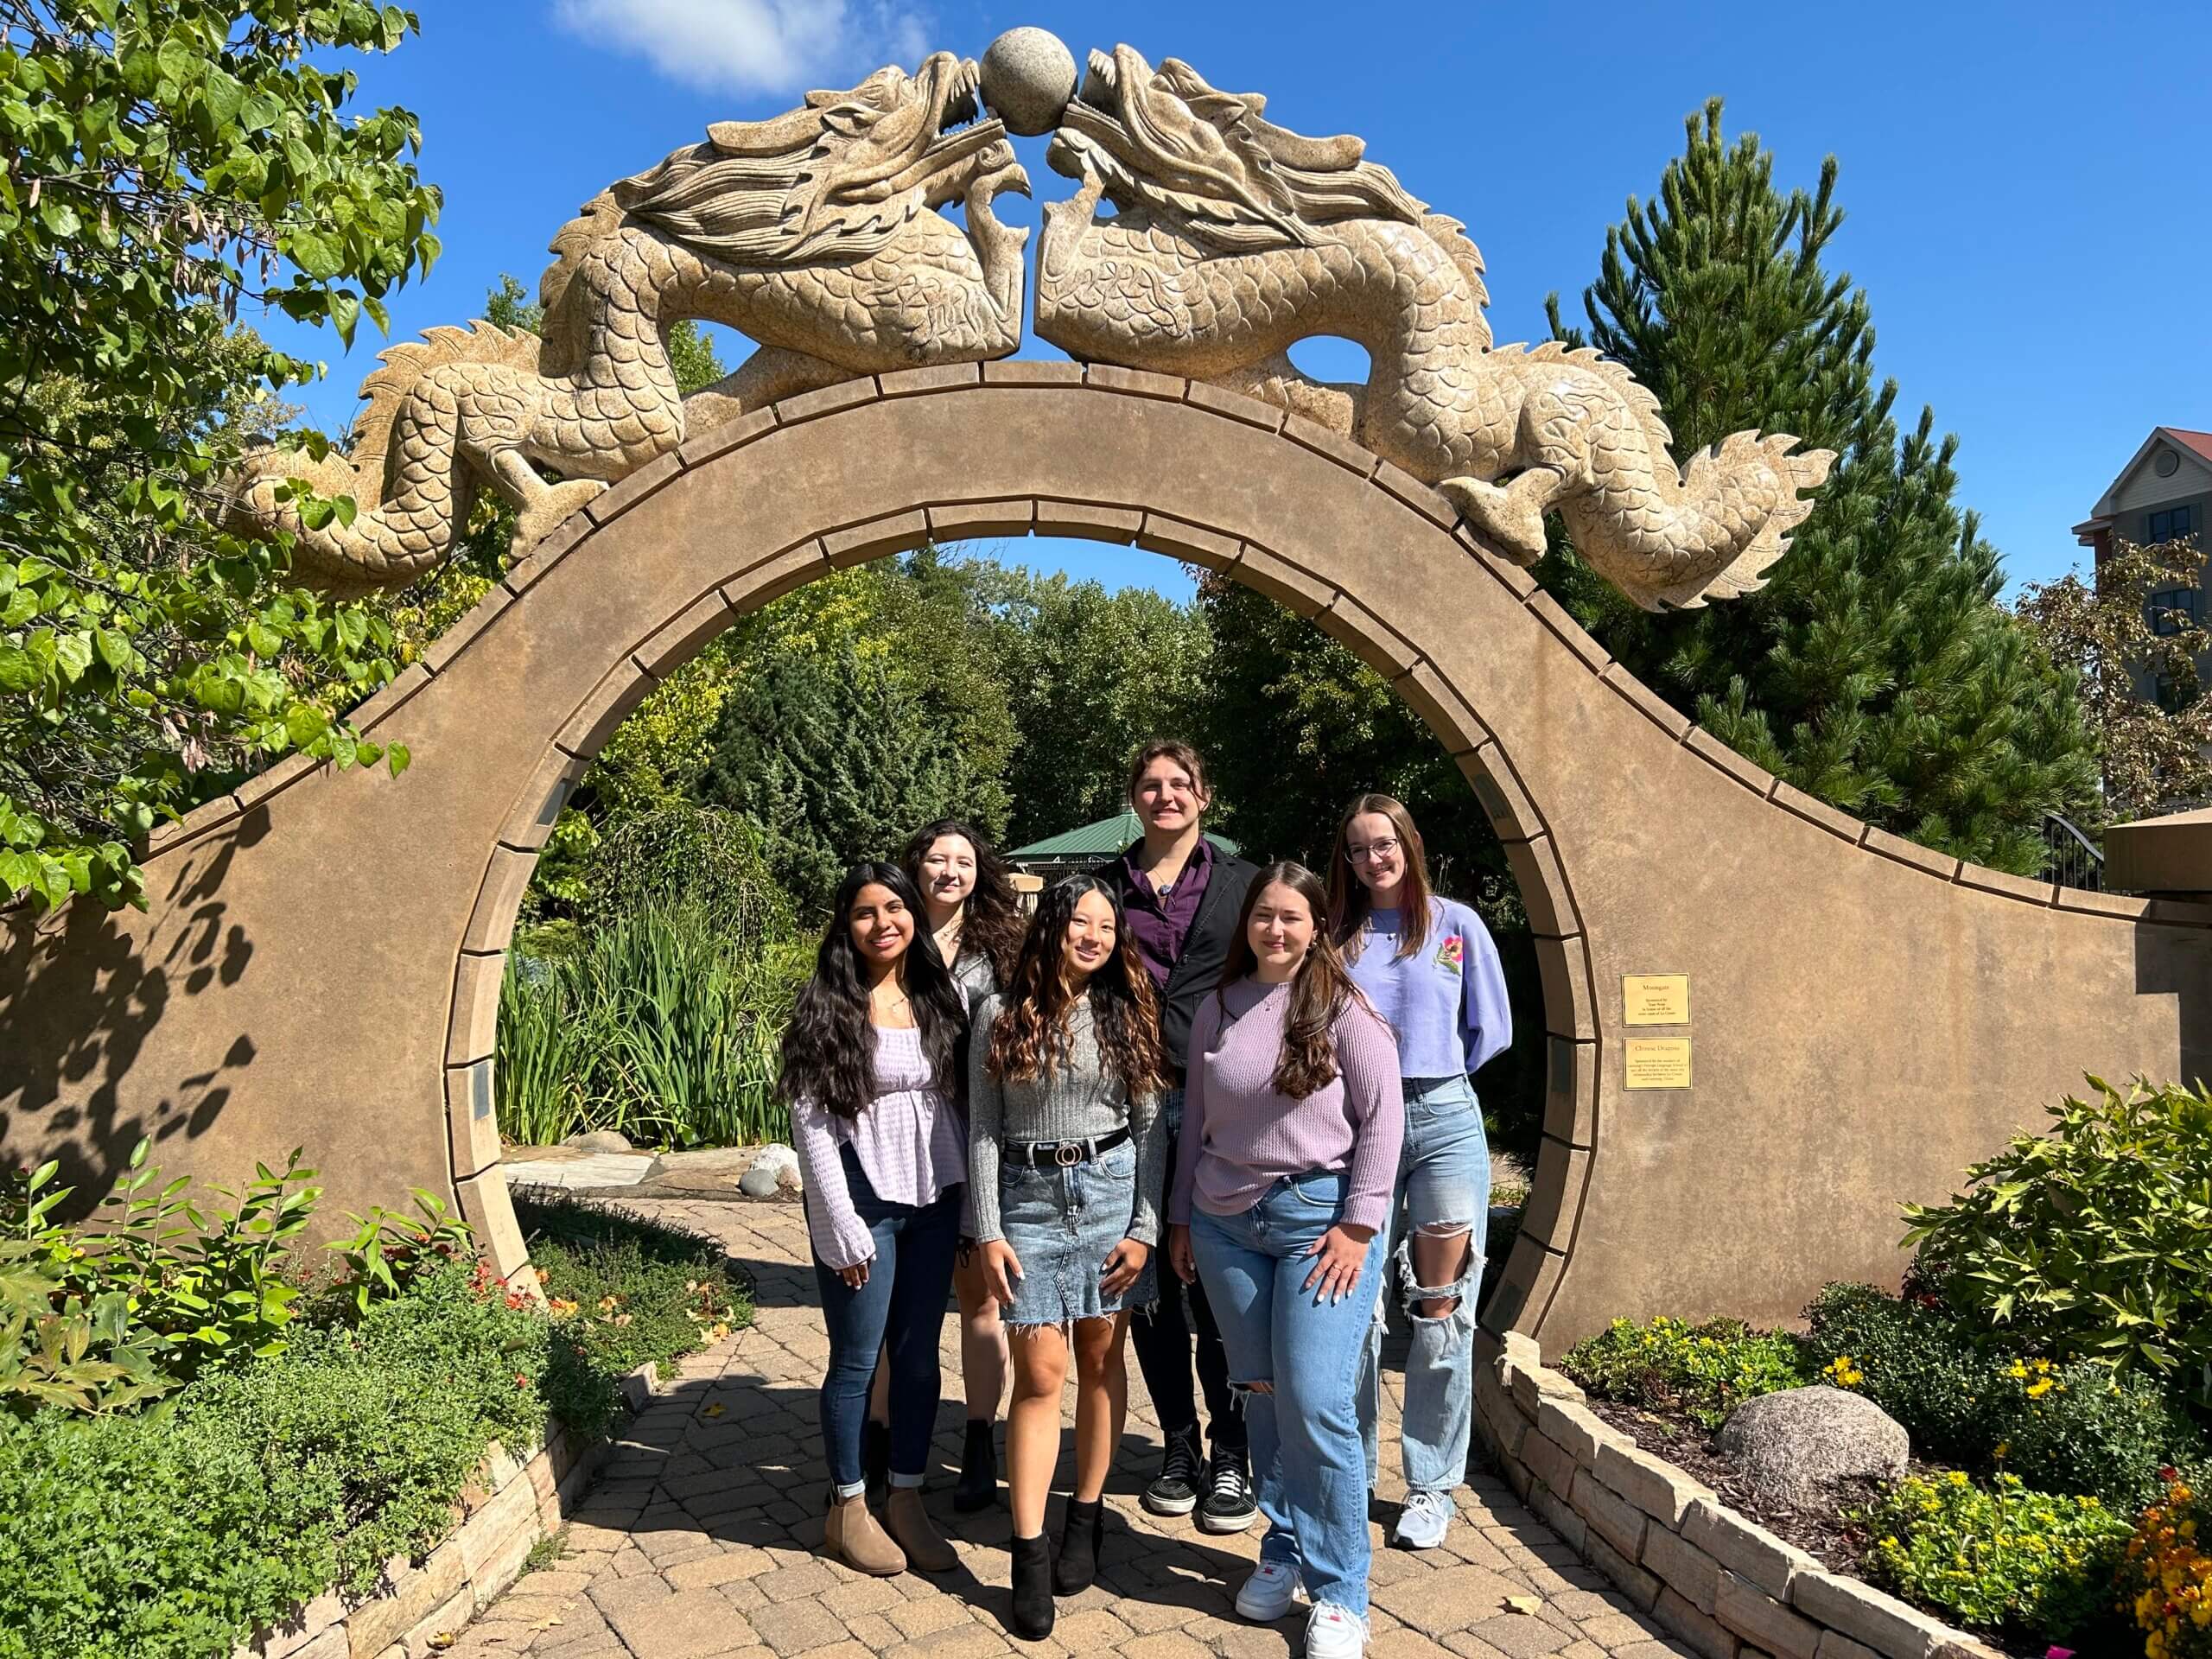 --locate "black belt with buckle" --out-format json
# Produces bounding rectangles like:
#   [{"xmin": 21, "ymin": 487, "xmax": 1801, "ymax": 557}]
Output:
[{"xmin": 1004, "ymin": 1126, "xmax": 1131, "ymax": 1167}]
